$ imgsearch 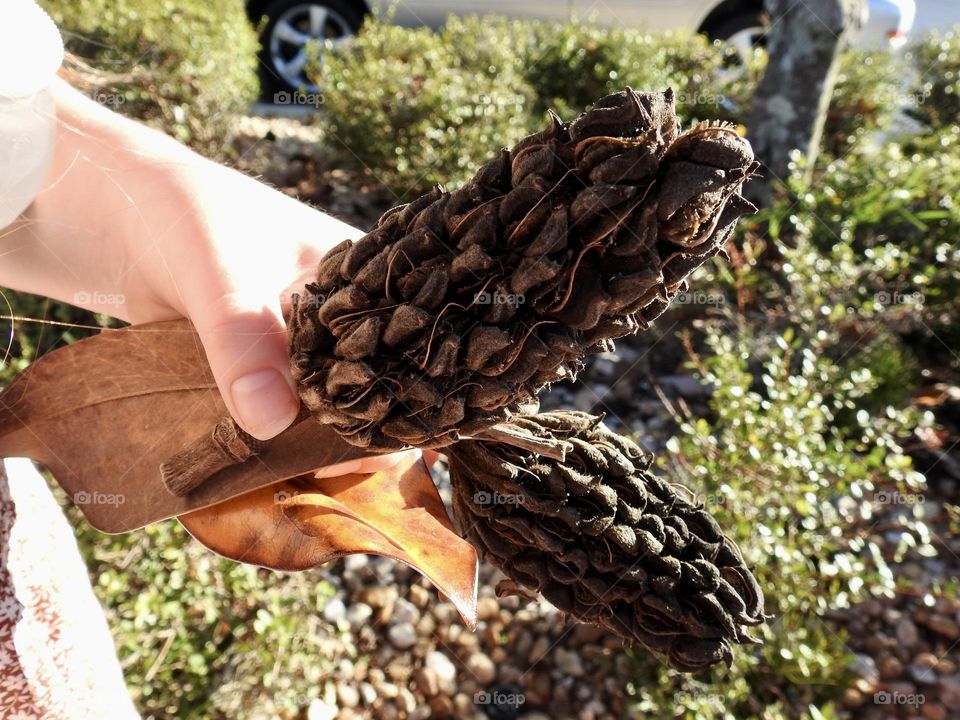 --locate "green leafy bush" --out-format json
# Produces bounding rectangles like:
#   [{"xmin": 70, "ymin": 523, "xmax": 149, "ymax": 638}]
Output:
[
  {"xmin": 39, "ymin": 0, "xmax": 259, "ymax": 154},
  {"xmin": 316, "ymin": 18, "xmax": 535, "ymax": 198},
  {"xmin": 316, "ymin": 15, "xmax": 761, "ymax": 197},
  {"xmin": 771, "ymin": 127, "xmax": 960, "ymax": 346},
  {"xmin": 317, "ymin": 15, "xmax": 916, "ymax": 197},
  {"xmin": 910, "ymin": 26, "xmax": 960, "ymax": 129},
  {"xmin": 507, "ymin": 21, "xmax": 735, "ymax": 121},
  {"xmin": 622, "ymin": 321, "xmax": 924, "ymax": 718},
  {"xmin": 825, "ymin": 50, "xmax": 906, "ymax": 153},
  {"xmin": 66, "ymin": 504, "xmax": 340, "ymax": 719}
]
